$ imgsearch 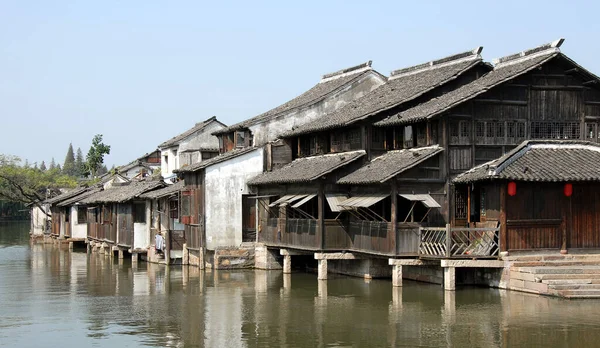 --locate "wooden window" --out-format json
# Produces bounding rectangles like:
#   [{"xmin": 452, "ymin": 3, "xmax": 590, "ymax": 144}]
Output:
[
  {"xmin": 102, "ymin": 205, "xmax": 111, "ymax": 224},
  {"xmin": 169, "ymin": 199, "xmax": 178, "ymax": 219},
  {"xmin": 404, "ymin": 125, "xmax": 414, "ymax": 149},
  {"xmin": 236, "ymin": 131, "xmax": 245, "ymax": 148},
  {"xmin": 475, "ymin": 121, "xmax": 485, "ymax": 141},
  {"xmin": 516, "ymin": 122, "xmax": 526, "ymax": 139},
  {"xmin": 430, "ymin": 121, "xmax": 439, "ymax": 144},
  {"xmin": 480, "ymin": 188, "xmax": 486, "ymax": 218},
  {"xmin": 416, "ymin": 123, "xmax": 427, "ymax": 147},
  {"xmin": 65, "ymin": 211, "xmax": 69, "ymax": 223},
  {"xmin": 348, "ymin": 128, "xmax": 362, "ymax": 150},
  {"xmin": 507, "ymin": 122, "xmax": 515, "ymax": 138},
  {"xmin": 394, "ymin": 127, "xmax": 403, "ymax": 149},
  {"xmin": 586, "ymin": 122, "xmax": 599, "ymax": 142},
  {"xmin": 530, "ymin": 122, "xmax": 581, "ymax": 139},
  {"xmin": 495, "ymin": 121, "xmax": 504, "ymax": 139},
  {"xmin": 455, "ymin": 187, "xmax": 467, "ymax": 220},
  {"xmin": 450, "ymin": 120, "xmax": 471, "ymax": 145},
  {"xmin": 180, "ymin": 191, "xmax": 192, "ymax": 218},
  {"xmin": 77, "ymin": 207, "xmax": 87, "ymax": 224},
  {"xmin": 371, "ymin": 127, "xmax": 385, "ymax": 150},
  {"xmin": 133, "ymin": 202, "xmax": 146, "ymax": 223},
  {"xmin": 330, "ymin": 132, "xmax": 342, "ymax": 152}
]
